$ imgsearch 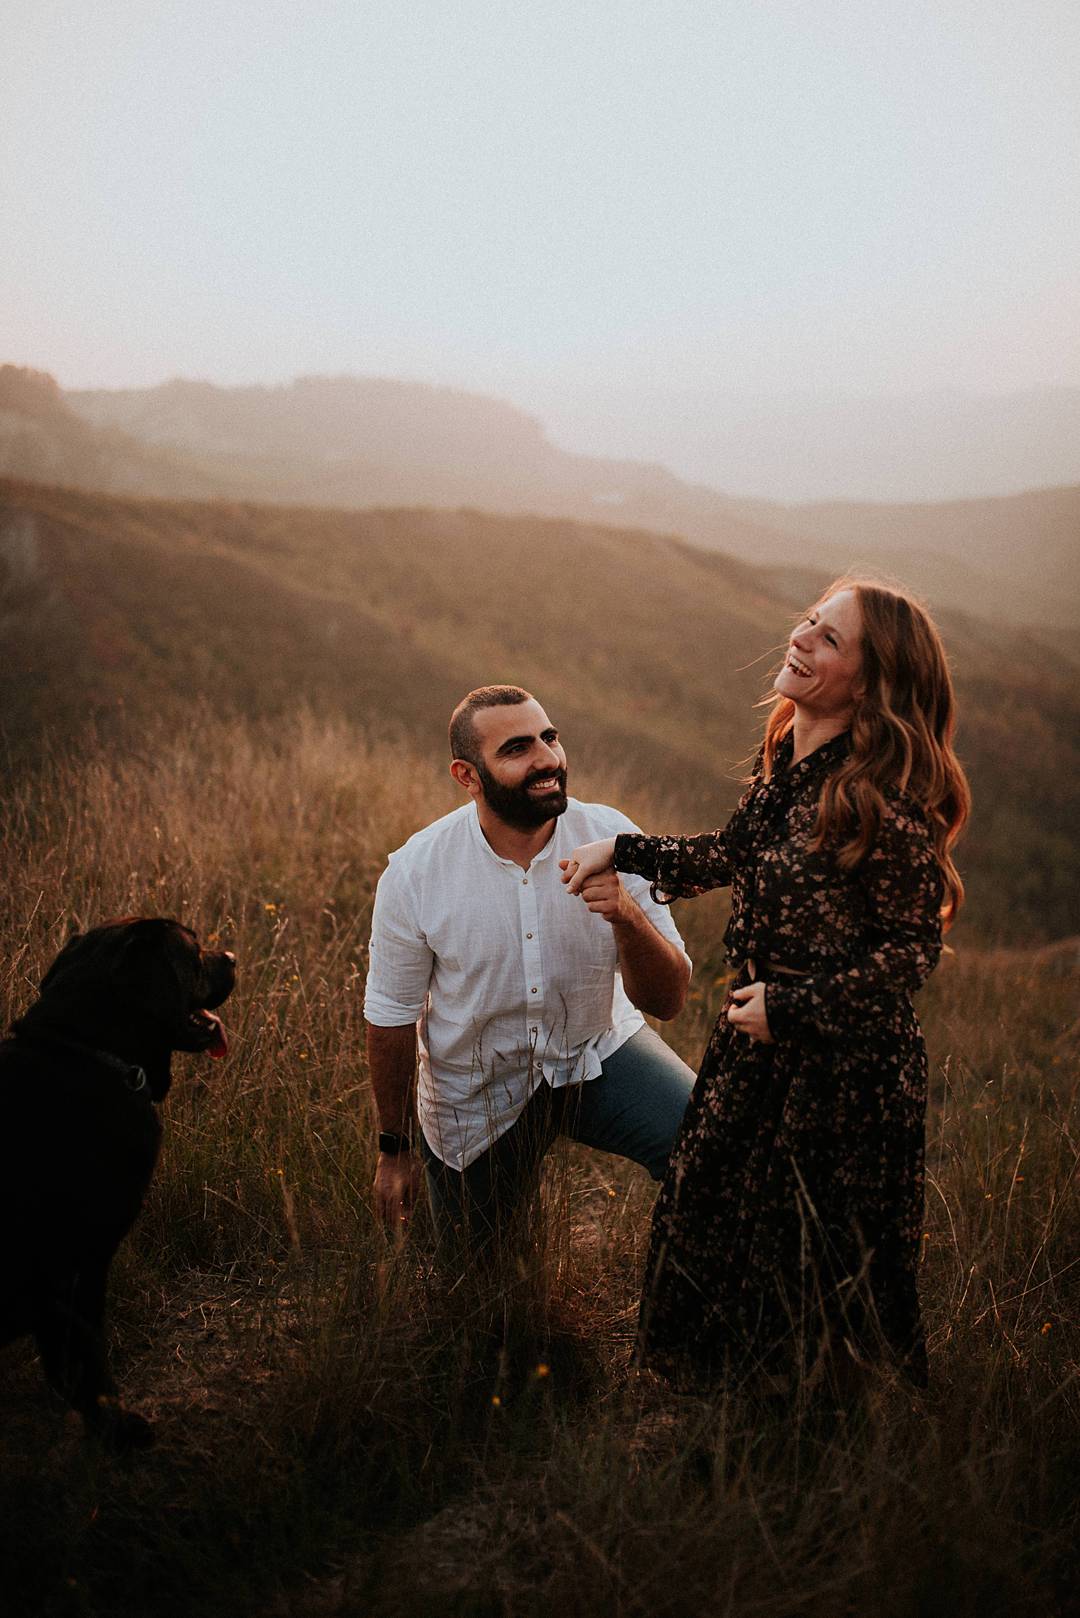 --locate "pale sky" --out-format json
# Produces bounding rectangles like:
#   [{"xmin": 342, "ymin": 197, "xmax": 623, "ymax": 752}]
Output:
[{"xmin": 4, "ymin": 0, "xmax": 1079, "ymax": 479}]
